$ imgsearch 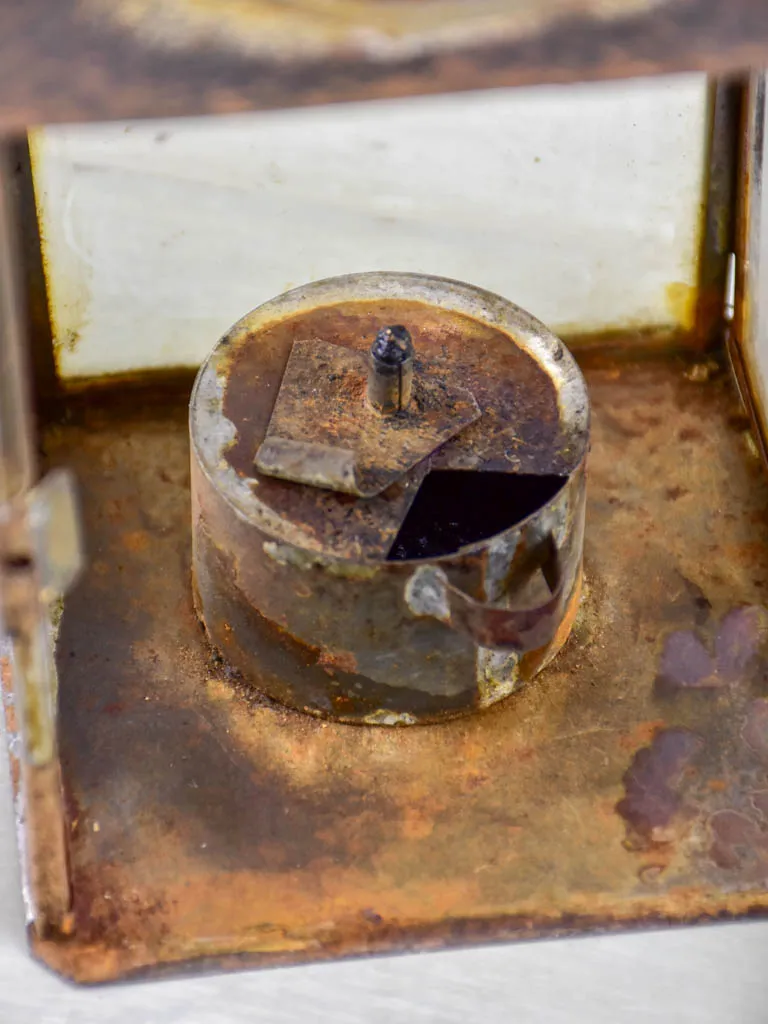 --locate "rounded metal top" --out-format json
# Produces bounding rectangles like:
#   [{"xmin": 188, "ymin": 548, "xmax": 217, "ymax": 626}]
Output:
[
  {"xmin": 370, "ymin": 325, "xmax": 414, "ymax": 366},
  {"xmin": 190, "ymin": 271, "xmax": 589, "ymax": 563}
]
